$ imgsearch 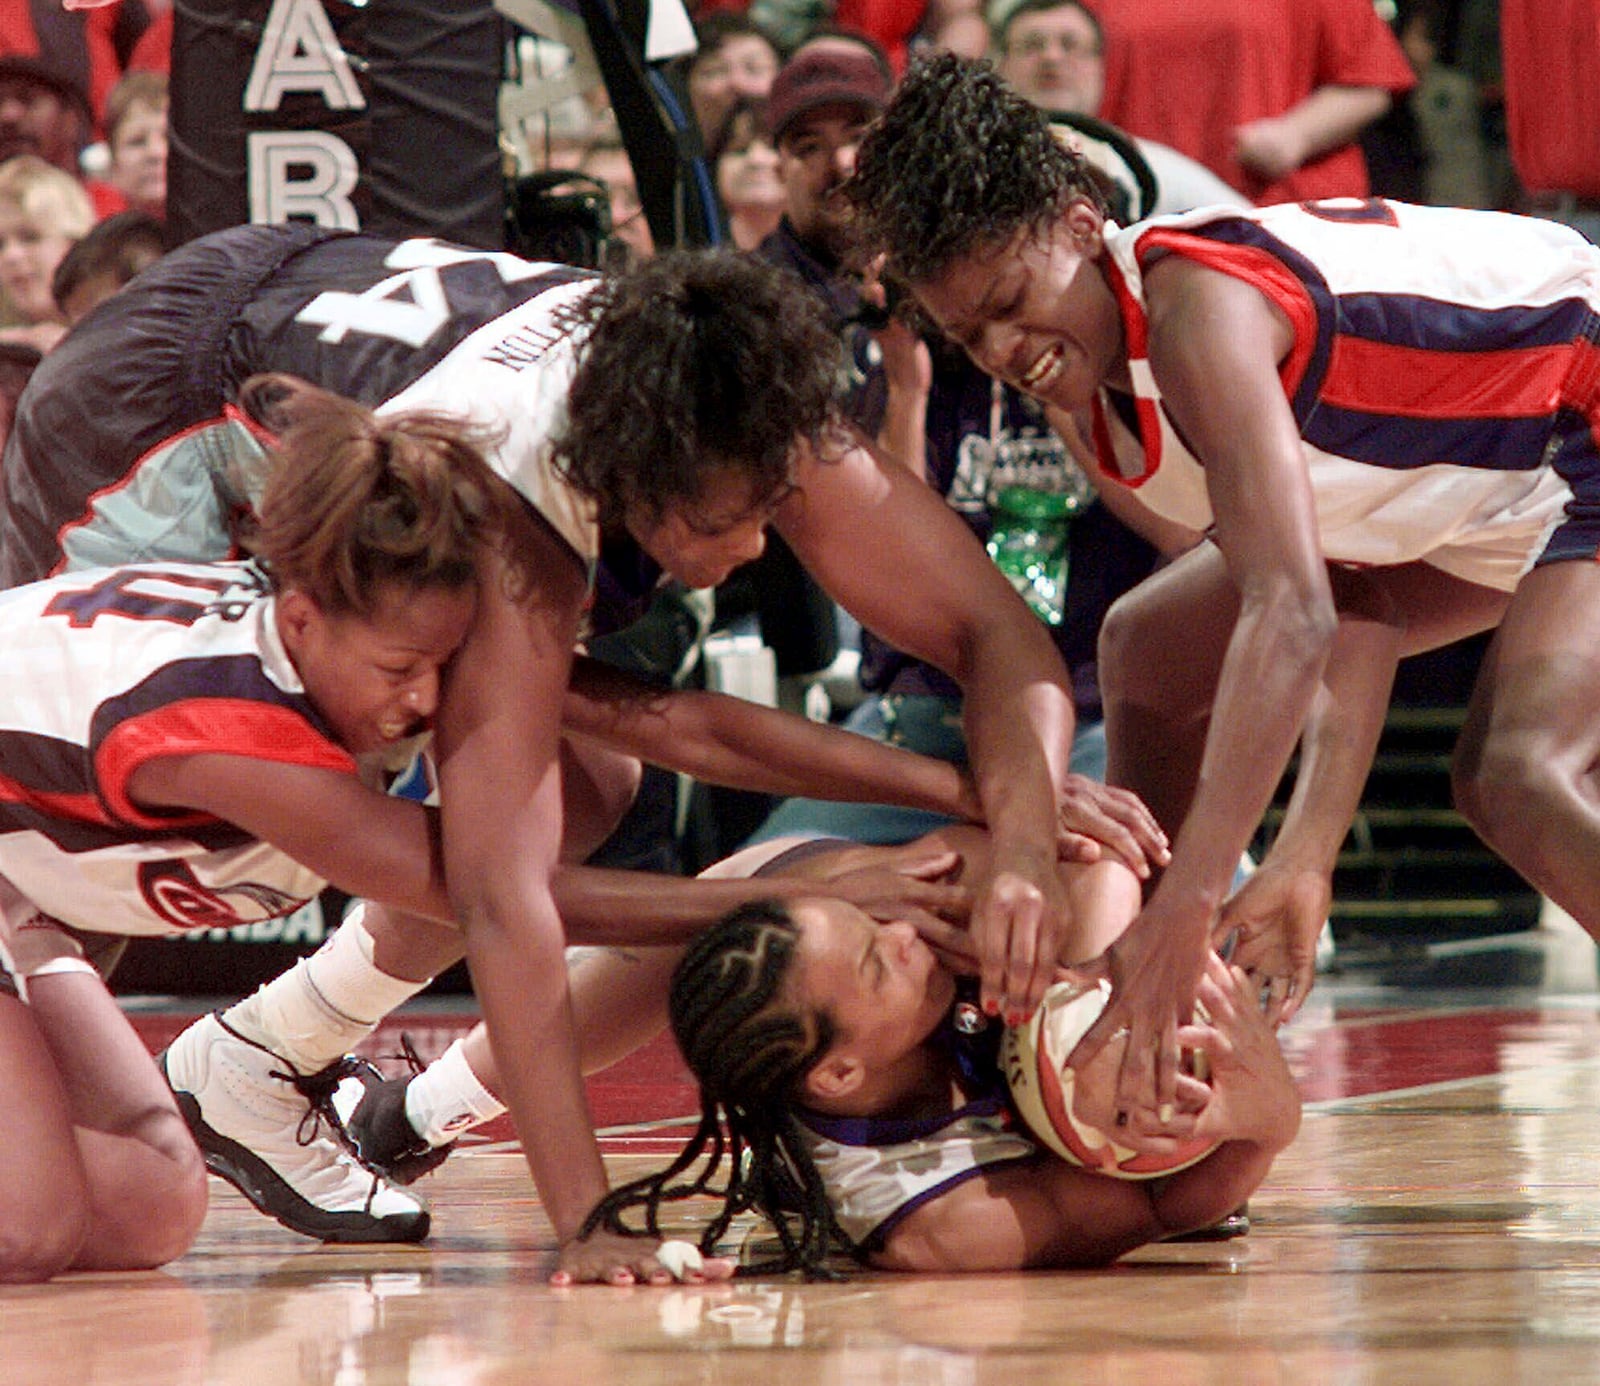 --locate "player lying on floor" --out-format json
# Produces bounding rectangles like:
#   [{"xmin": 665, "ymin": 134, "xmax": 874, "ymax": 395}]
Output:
[{"xmin": 579, "ymin": 827, "xmax": 1301, "ymax": 1275}]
